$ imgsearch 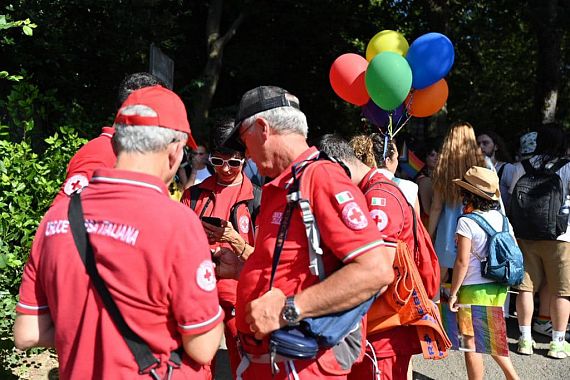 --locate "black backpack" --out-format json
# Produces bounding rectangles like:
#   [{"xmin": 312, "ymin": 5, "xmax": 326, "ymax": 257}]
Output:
[
  {"xmin": 188, "ymin": 183, "xmax": 262, "ymax": 227},
  {"xmin": 509, "ymin": 158, "xmax": 570, "ymax": 240}
]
